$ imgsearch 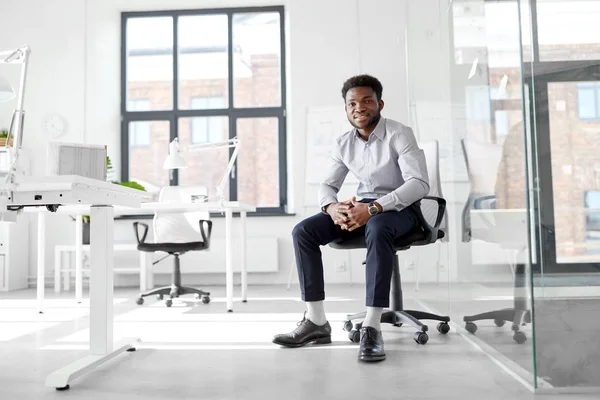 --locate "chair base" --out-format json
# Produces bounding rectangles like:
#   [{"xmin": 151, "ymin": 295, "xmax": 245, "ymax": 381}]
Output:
[
  {"xmin": 136, "ymin": 285, "xmax": 211, "ymax": 307},
  {"xmin": 344, "ymin": 309, "xmax": 451, "ymax": 345},
  {"xmin": 463, "ymin": 308, "xmax": 531, "ymax": 344}
]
